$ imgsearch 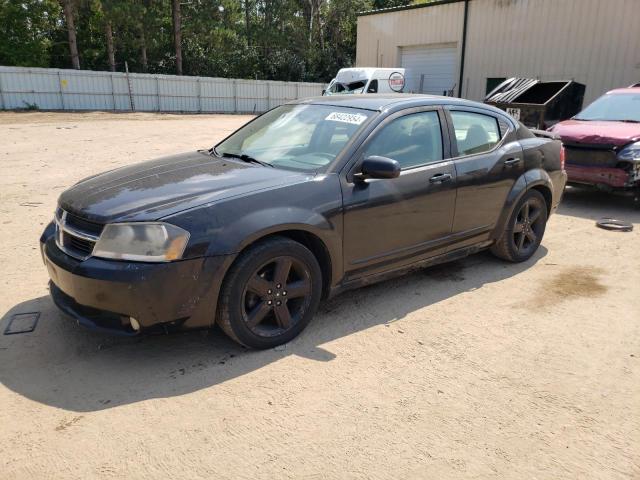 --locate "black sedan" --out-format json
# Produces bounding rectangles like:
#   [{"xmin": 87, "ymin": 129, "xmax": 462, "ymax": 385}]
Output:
[{"xmin": 41, "ymin": 95, "xmax": 567, "ymax": 348}]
